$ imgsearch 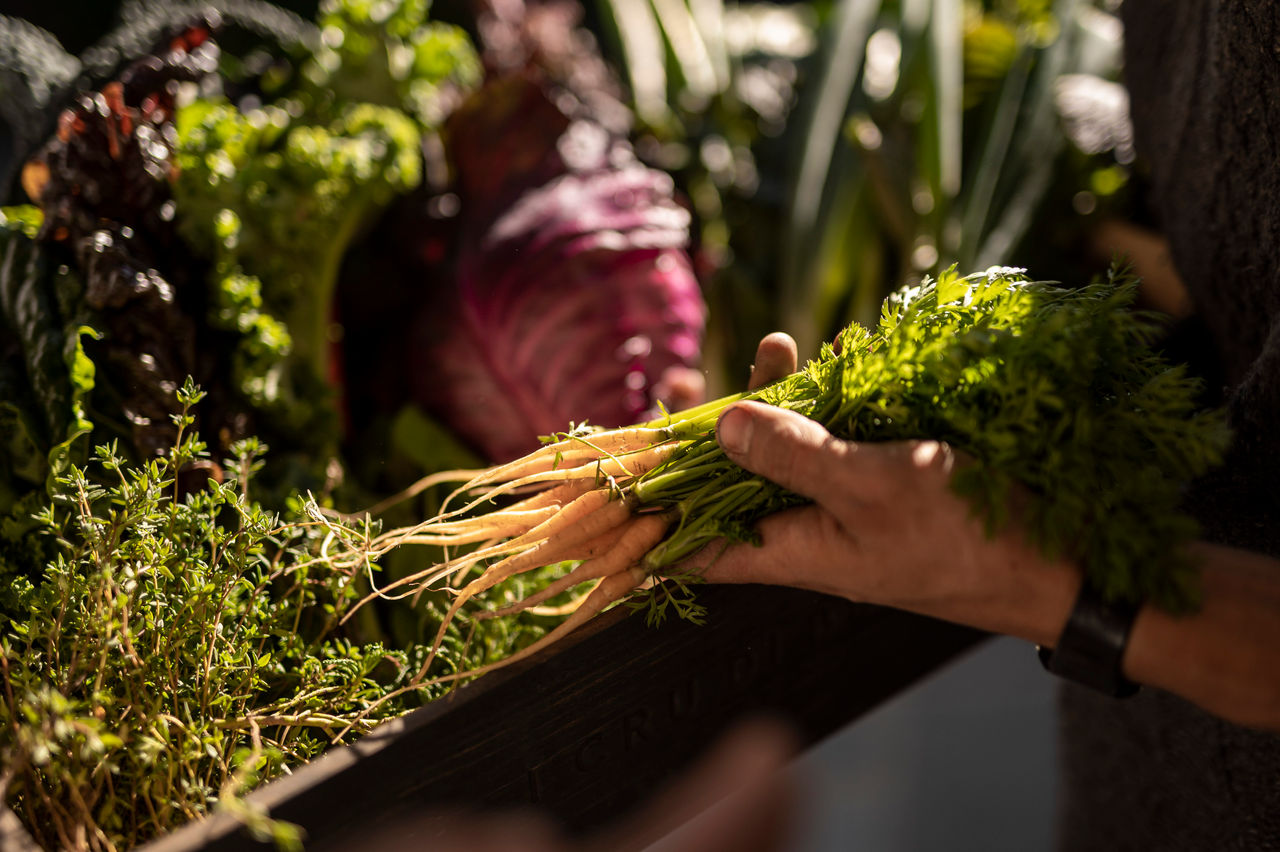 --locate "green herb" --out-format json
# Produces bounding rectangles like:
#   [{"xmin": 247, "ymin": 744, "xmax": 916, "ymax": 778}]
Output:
[{"xmin": 0, "ymin": 380, "xmax": 547, "ymax": 850}]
